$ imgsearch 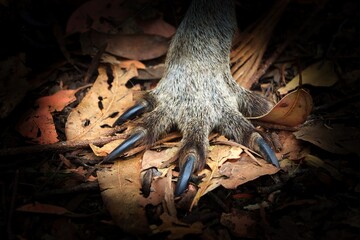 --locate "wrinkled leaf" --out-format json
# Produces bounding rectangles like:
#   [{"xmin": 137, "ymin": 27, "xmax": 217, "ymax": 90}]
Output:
[
  {"xmin": 278, "ymin": 60, "xmax": 339, "ymax": 95},
  {"xmin": 251, "ymin": 89, "xmax": 313, "ymax": 127}
]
